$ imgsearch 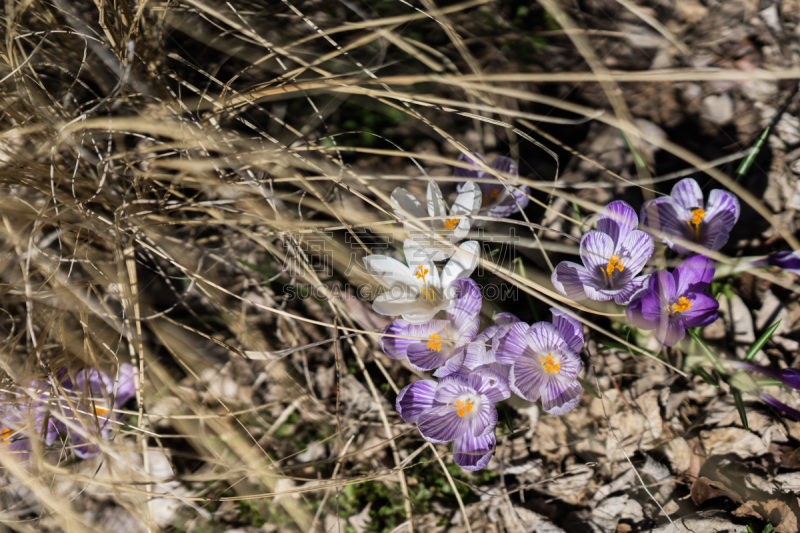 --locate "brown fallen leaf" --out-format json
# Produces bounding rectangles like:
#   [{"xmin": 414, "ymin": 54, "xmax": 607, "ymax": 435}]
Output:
[
  {"xmin": 782, "ymin": 446, "xmax": 800, "ymax": 469},
  {"xmin": 690, "ymin": 476, "xmax": 743, "ymax": 507},
  {"xmin": 734, "ymin": 499, "xmax": 799, "ymax": 533}
]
